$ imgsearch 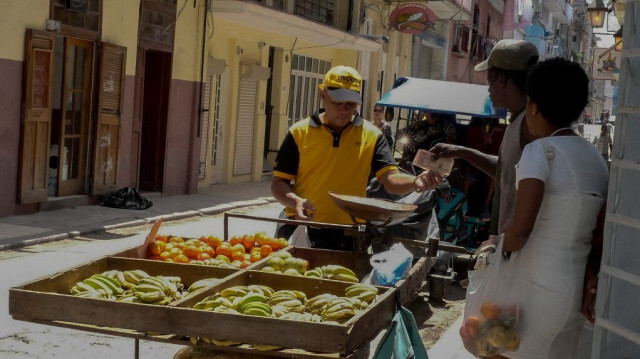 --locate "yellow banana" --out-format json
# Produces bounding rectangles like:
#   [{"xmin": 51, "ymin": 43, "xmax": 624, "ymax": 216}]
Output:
[
  {"xmin": 323, "ymin": 308, "xmax": 356, "ymax": 323},
  {"xmin": 332, "ymin": 273, "xmax": 359, "ymax": 283}
]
